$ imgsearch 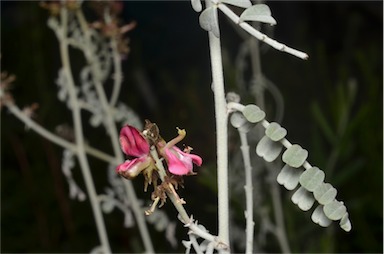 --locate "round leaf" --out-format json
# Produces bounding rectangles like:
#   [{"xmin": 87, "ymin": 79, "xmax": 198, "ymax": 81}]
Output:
[
  {"xmin": 230, "ymin": 112, "xmax": 254, "ymax": 132},
  {"xmin": 282, "ymin": 144, "xmax": 308, "ymax": 168},
  {"xmin": 340, "ymin": 213, "xmax": 352, "ymax": 232},
  {"xmin": 299, "ymin": 167, "xmax": 325, "ymax": 192},
  {"xmin": 313, "ymin": 183, "xmax": 337, "ymax": 205},
  {"xmin": 239, "ymin": 4, "xmax": 277, "ymax": 25},
  {"xmin": 101, "ymin": 200, "xmax": 115, "ymax": 214},
  {"xmin": 199, "ymin": 6, "xmax": 220, "ymax": 38},
  {"xmin": 230, "ymin": 112, "xmax": 247, "ymax": 128},
  {"xmin": 311, "ymin": 205, "xmax": 332, "ymax": 227},
  {"xmin": 277, "ymin": 165, "xmax": 303, "ymax": 190},
  {"xmin": 323, "ymin": 200, "xmax": 347, "ymax": 221},
  {"xmin": 265, "ymin": 122, "xmax": 287, "ymax": 141},
  {"xmin": 243, "ymin": 104, "xmax": 265, "ymax": 123},
  {"xmin": 256, "ymin": 135, "xmax": 283, "ymax": 162},
  {"xmin": 291, "ymin": 186, "xmax": 315, "ymax": 211},
  {"xmin": 191, "ymin": 0, "xmax": 202, "ymax": 12},
  {"xmin": 220, "ymin": 0, "xmax": 252, "ymax": 8}
]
